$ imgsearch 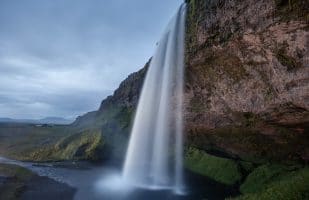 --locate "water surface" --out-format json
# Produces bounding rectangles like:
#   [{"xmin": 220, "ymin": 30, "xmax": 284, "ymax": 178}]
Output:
[{"xmin": 0, "ymin": 157, "xmax": 238, "ymax": 200}]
